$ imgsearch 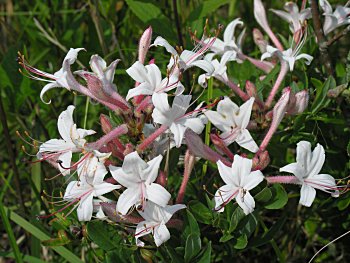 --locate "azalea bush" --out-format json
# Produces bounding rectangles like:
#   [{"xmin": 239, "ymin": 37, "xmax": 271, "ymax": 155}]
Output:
[{"xmin": 1, "ymin": 0, "xmax": 350, "ymax": 262}]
